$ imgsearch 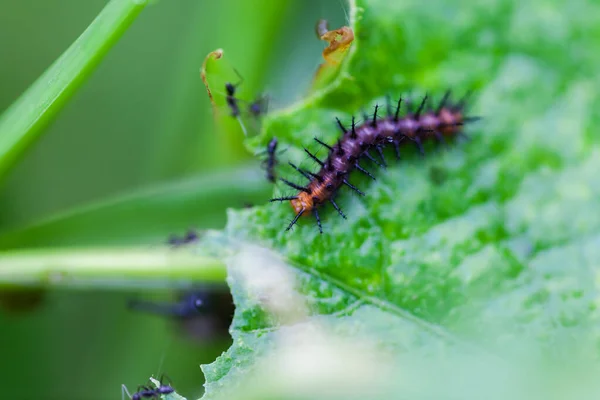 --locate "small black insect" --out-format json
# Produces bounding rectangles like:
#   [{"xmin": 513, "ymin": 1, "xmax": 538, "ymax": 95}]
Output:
[
  {"xmin": 127, "ymin": 288, "xmax": 234, "ymax": 341},
  {"xmin": 152, "ymin": 375, "xmax": 175, "ymax": 397},
  {"xmin": 167, "ymin": 229, "xmax": 199, "ymax": 247},
  {"xmin": 248, "ymin": 94, "xmax": 269, "ymax": 119},
  {"xmin": 127, "ymin": 292, "xmax": 204, "ymax": 319},
  {"xmin": 257, "ymin": 137, "xmax": 287, "ymax": 183},
  {"xmin": 122, "ymin": 375, "xmax": 175, "ymax": 400},
  {"xmin": 263, "ymin": 137, "xmax": 278, "ymax": 183},
  {"xmin": 225, "ymin": 69, "xmax": 244, "ymax": 118},
  {"xmin": 222, "ymin": 69, "xmax": 269, "ymax": 136},
  {"xmin": 182, "ymin": 229, "xmax": 198, "ymax": 243}
]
